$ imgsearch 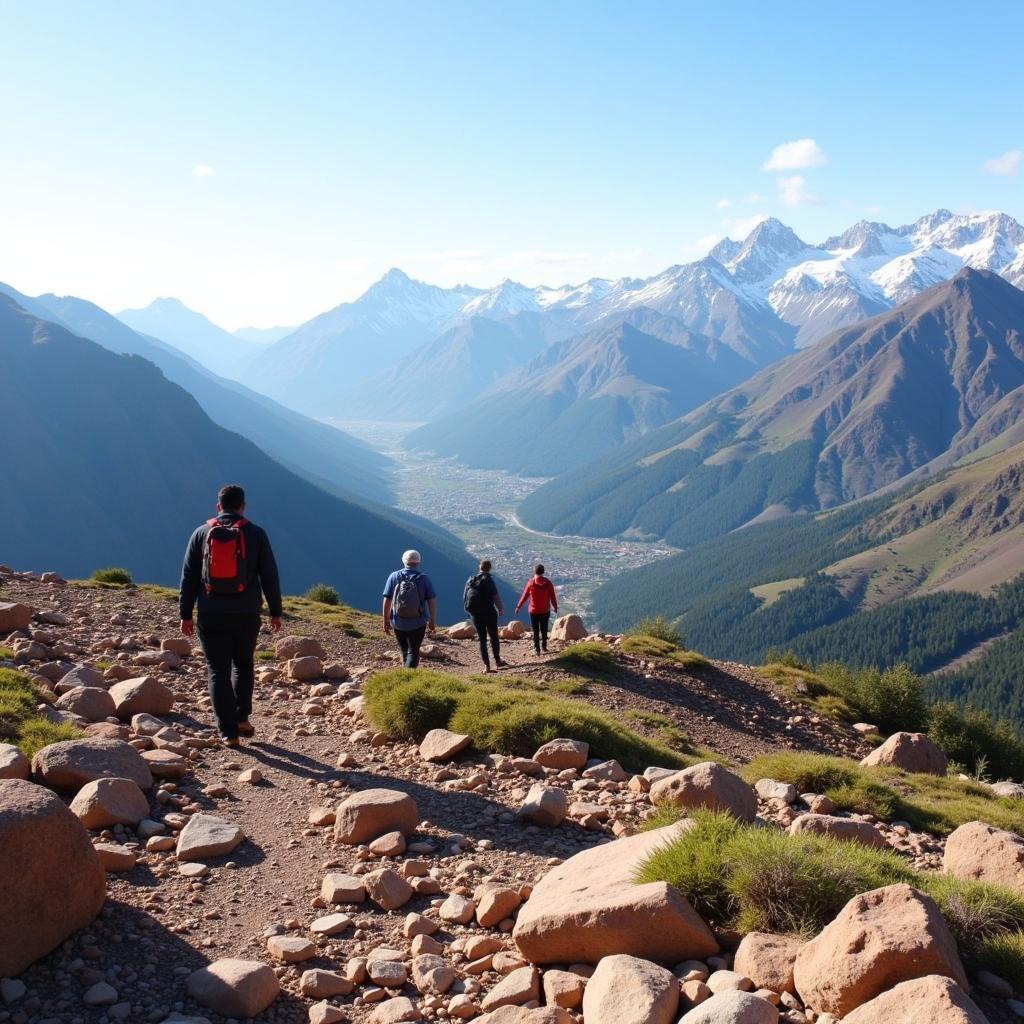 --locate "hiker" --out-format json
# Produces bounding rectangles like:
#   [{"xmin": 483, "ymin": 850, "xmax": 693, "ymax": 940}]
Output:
[
  {"xmin": 464, "ymin": 559, "xmax": 506, "ymax": 672},
  {"xmin": 515, "ymin": 563, "xmax": 558, "ymax": 655},
  {"xmin": 382, "ymin": 549, "xmax": 436, "ymax": 668},
  {"xmin": 179, "ymin": 484, "xmax": 282, "ymax": 748}
]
